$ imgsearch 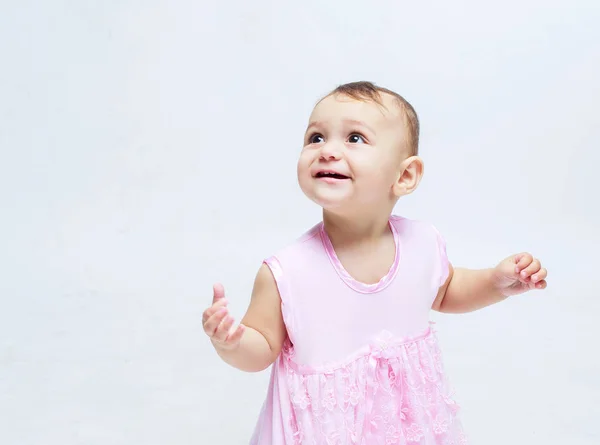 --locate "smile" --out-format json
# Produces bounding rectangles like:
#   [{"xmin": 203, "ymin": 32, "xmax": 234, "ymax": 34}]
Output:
[{"xmin": 314, "ymin": 171, "xmax": 350, "ymax": 180}]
